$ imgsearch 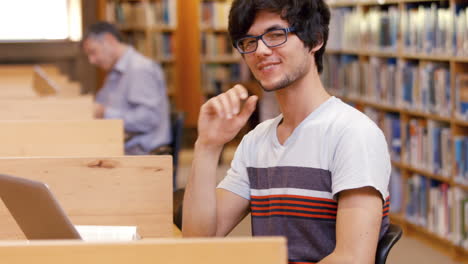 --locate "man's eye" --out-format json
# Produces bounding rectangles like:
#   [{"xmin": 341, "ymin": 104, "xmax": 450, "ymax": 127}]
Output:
[
  {"xmin": 267, "ymin": 33, "xmax": 283, "ymax": 39},
  {"xmin": 240, "ymin": 39, "xmax": 256, "ymax": 48},
  {"xmin": 245, "ymin": 40, "xmax": 256, "ymax": 46}
]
